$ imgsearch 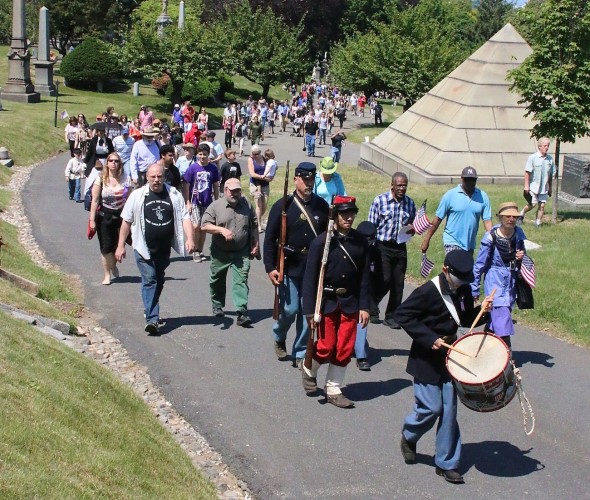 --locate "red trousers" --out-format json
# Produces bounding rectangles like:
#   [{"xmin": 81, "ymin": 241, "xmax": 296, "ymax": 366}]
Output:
[{"xmin": 313, "ymin": 307, "xmax": 358, "ymax": 367}]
